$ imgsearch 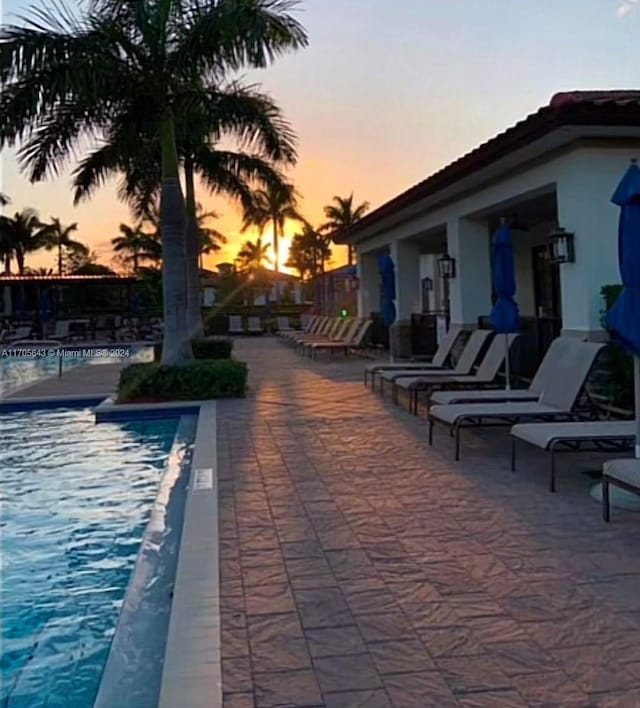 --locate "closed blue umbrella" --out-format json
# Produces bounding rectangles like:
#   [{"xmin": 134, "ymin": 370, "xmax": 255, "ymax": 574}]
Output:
[
  {"xmin": 489, "ymin": 220, "xmax": 519, "ymax": 389},
  {"xmin": 378, "ymin": 254, "xmax": 396, "ymax": 326},
  {"xmin": 378, "ymin": 253, "xmax": 396, "ymax": 362},
  {"xmin": 607, "ymin": 158, "xmax": 640, "ymax": 457}
]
